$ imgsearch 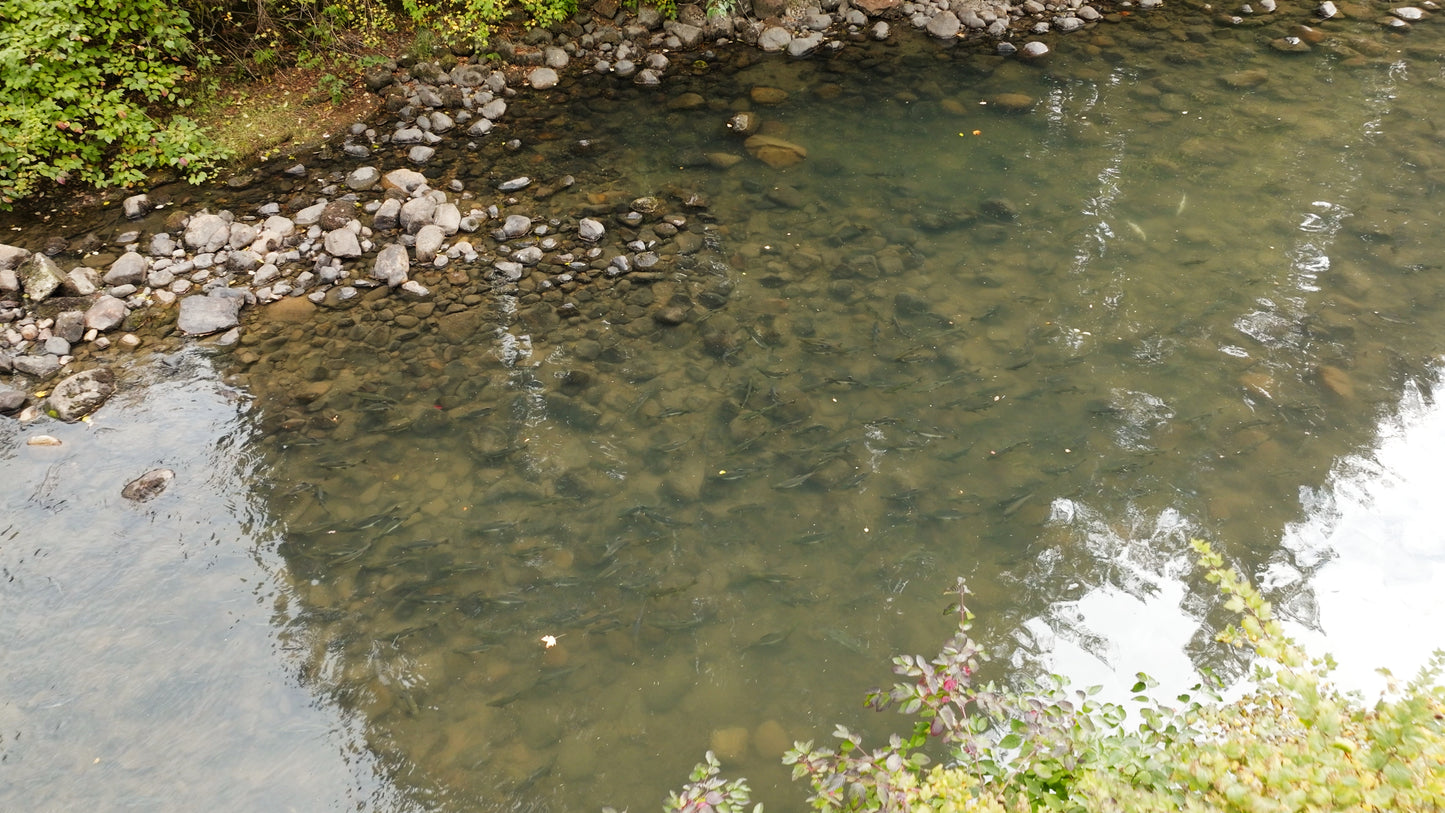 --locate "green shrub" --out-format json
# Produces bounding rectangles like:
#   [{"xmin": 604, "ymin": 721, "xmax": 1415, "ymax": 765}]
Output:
[
  {"xmin": 667, "ymin": 540, "xmax": 1445, "ymax": 812},
  {"xmin": 0, "ymin": 0, "xmax": 226, "ymax": 206}
]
